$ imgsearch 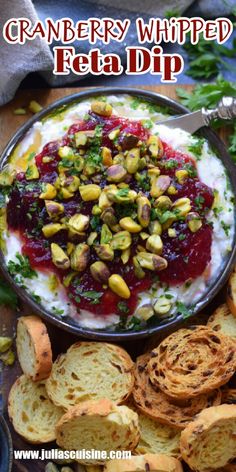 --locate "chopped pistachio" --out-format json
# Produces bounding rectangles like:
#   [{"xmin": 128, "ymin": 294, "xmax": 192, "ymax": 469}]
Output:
[
  {"xmin": 0, "ymin": 337, "xmax": 12, "ymax": 354},
  {"xmin": 51, "ymin": 243, "xmax": 70, "ymax": 270},
  {"xmin": 29, "ymin": 100, "xmax": 43, "ymax": 114},
  {"xmin": 91, "ymin": 101, "xmax": 112, "ymax": 116},
  {"xmin": 111, "ymin": 231, "xmax": 132, "ymax": 250},
  {"xmin": 90, "ymin": 261, "xmax": 110, "ymax": 283},
  {"xmin": 108, "ymin": 274, "xmax": 130, "ymax": 299},
  {"xmin": 119, "ymin": 217, "xmax": 142, "ymax": 233},
  {"xmin": 40, "ymin": 183, "xmax": 57, "ymax": 200},
  {"xmin": 68, "ymin": 214, "xmax": 89, "ymax": 233},
  {"xmin": 13, "ymin": 108, "xmax": 26, "ymax": 115},
  {"xmin": 79, "ymin": 184, "xmax": 101, "ymax": 201},
  {"xmin": 154, "ymin": 296, "xmax": 172, "ymax": 315},
  {"xmin": 70, "ymin": 243, "xmax": 90, "ymax": 271}
]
